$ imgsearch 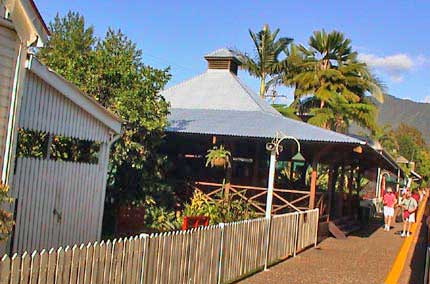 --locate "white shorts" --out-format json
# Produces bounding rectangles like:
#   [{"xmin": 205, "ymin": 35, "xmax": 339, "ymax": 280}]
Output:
[
  {"xmin": 405, "ymin": 213, "xmax": 416, "ymax": 223},
  {"xmin": 384, "ymin": 206, "xmax": 394, "ymax": 217}
]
